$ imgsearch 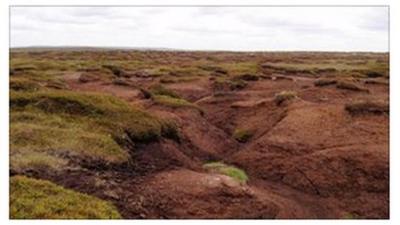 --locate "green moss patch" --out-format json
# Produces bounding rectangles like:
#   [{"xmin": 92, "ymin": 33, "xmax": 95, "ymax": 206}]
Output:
[
  {"xmin": 10, "ymin": 176, "xmax": 121, "ymax": 219},
  {"xmin": 153, "ymin": 95, "xmax": 203, "ymax": 114},
  {"xmin": 10, "ymin": 90, "xmax": 179, "ymax": 172},
  {"xmin": 10, "ymin": 90, "xmax": 176, "ymax": 142},
  {"xmin": 146, "ymin": 84, "xmax": 203, "ymax": 115},
  {"xmin": 149, "ymin": 84, "xmax": 180, "ymax": 98},
  {"xmin": 203, "ymin": 162, "xmax": 249, "ymax": 183}
]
